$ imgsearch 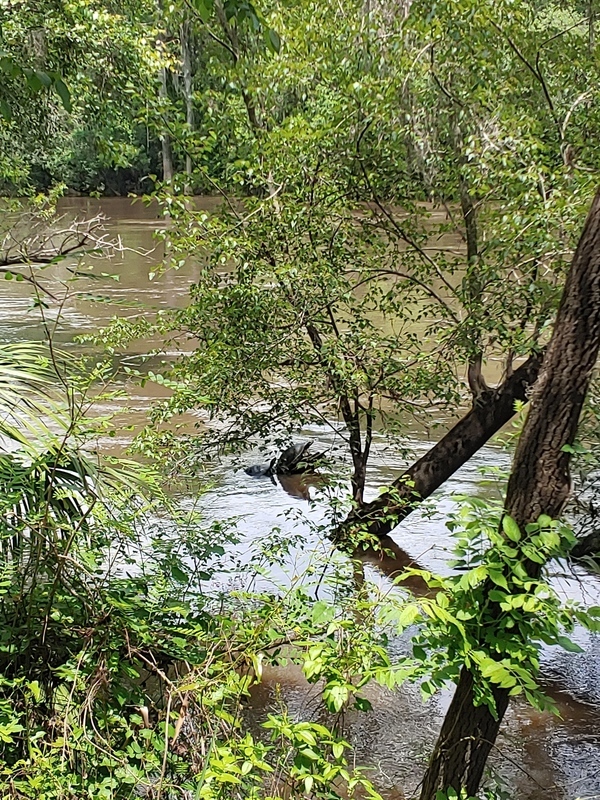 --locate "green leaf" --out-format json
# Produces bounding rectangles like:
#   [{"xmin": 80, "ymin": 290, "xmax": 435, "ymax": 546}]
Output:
[
  {"xmin": 191, "ymin": 0, "xmax": 214, "ymax": 22},
  {"xmin": 398, "ymin": 603, "xmax": 420, "ymax": 628},
  {"xmin": 521, "ymin": 545, "xmax": 545, "ymax": 564},
  {"xmin": 413, "ymin": 644, "xmax": 427, "ymax": 661},
  {"xmin": 27, "ymin": 681, "xmax": 41, "ymax": 702},
  {"xmin": 53, "ymin": 78, "xmax": 72, "ymax": 113},
  {"xmin": 311, "ymin": 600, "xmax": 335, "ymax": 625},
  {"xmin": 0, "ymin": 99, "xmax": 11, "ymax": 121},
  {"xmin": 488, "ymin": 570, "xmax": 509, "ymax": 591},
  {"xmin": 332, "ymin": 742, "xmax": 344, "ymax": 759},
  {"xmin": 436, "ymin": 789, "xmax": 459, "ymax": 800},
  {"xmin": 324, "ymin": 684, "xmax": 349, "ymax": 712},
  {"xmin": 502, "ymin": 515, "xmax": 521, "ymax": 542},
  {"xmin": 556, "ymin": 635, "xmax": 584, "ymax": 653},
  {"xmin": 460, "ymin": 564, "xmax": 488, "ymax": 588},
  {"xmin": 24, "ymin": 69, "xmax": 42, "ymax": 91},
  {"xmin": 265, "ymin": 27, "xmax": 281, "ymax": 53},
  {"xmin": 420, "ymin": 680, "xmax": 436, "ymax": 701},
  {"xmin": 354, "ymin": 696, "xmax": 372, "ymax": 712},
  {"xmin": 171, "ymin": 564, "xmax": 188, "ymax": 583},
  {"xmin": 0, "ymin": 56, "xmax": 20, "ymax": 77},
  {"xmin": 295, "ymin": 729, "xmax": 317, "ymax": 746},
  {"xmin": 35, "ymin": 70, "xmax": 52, "ymax": 88}
]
